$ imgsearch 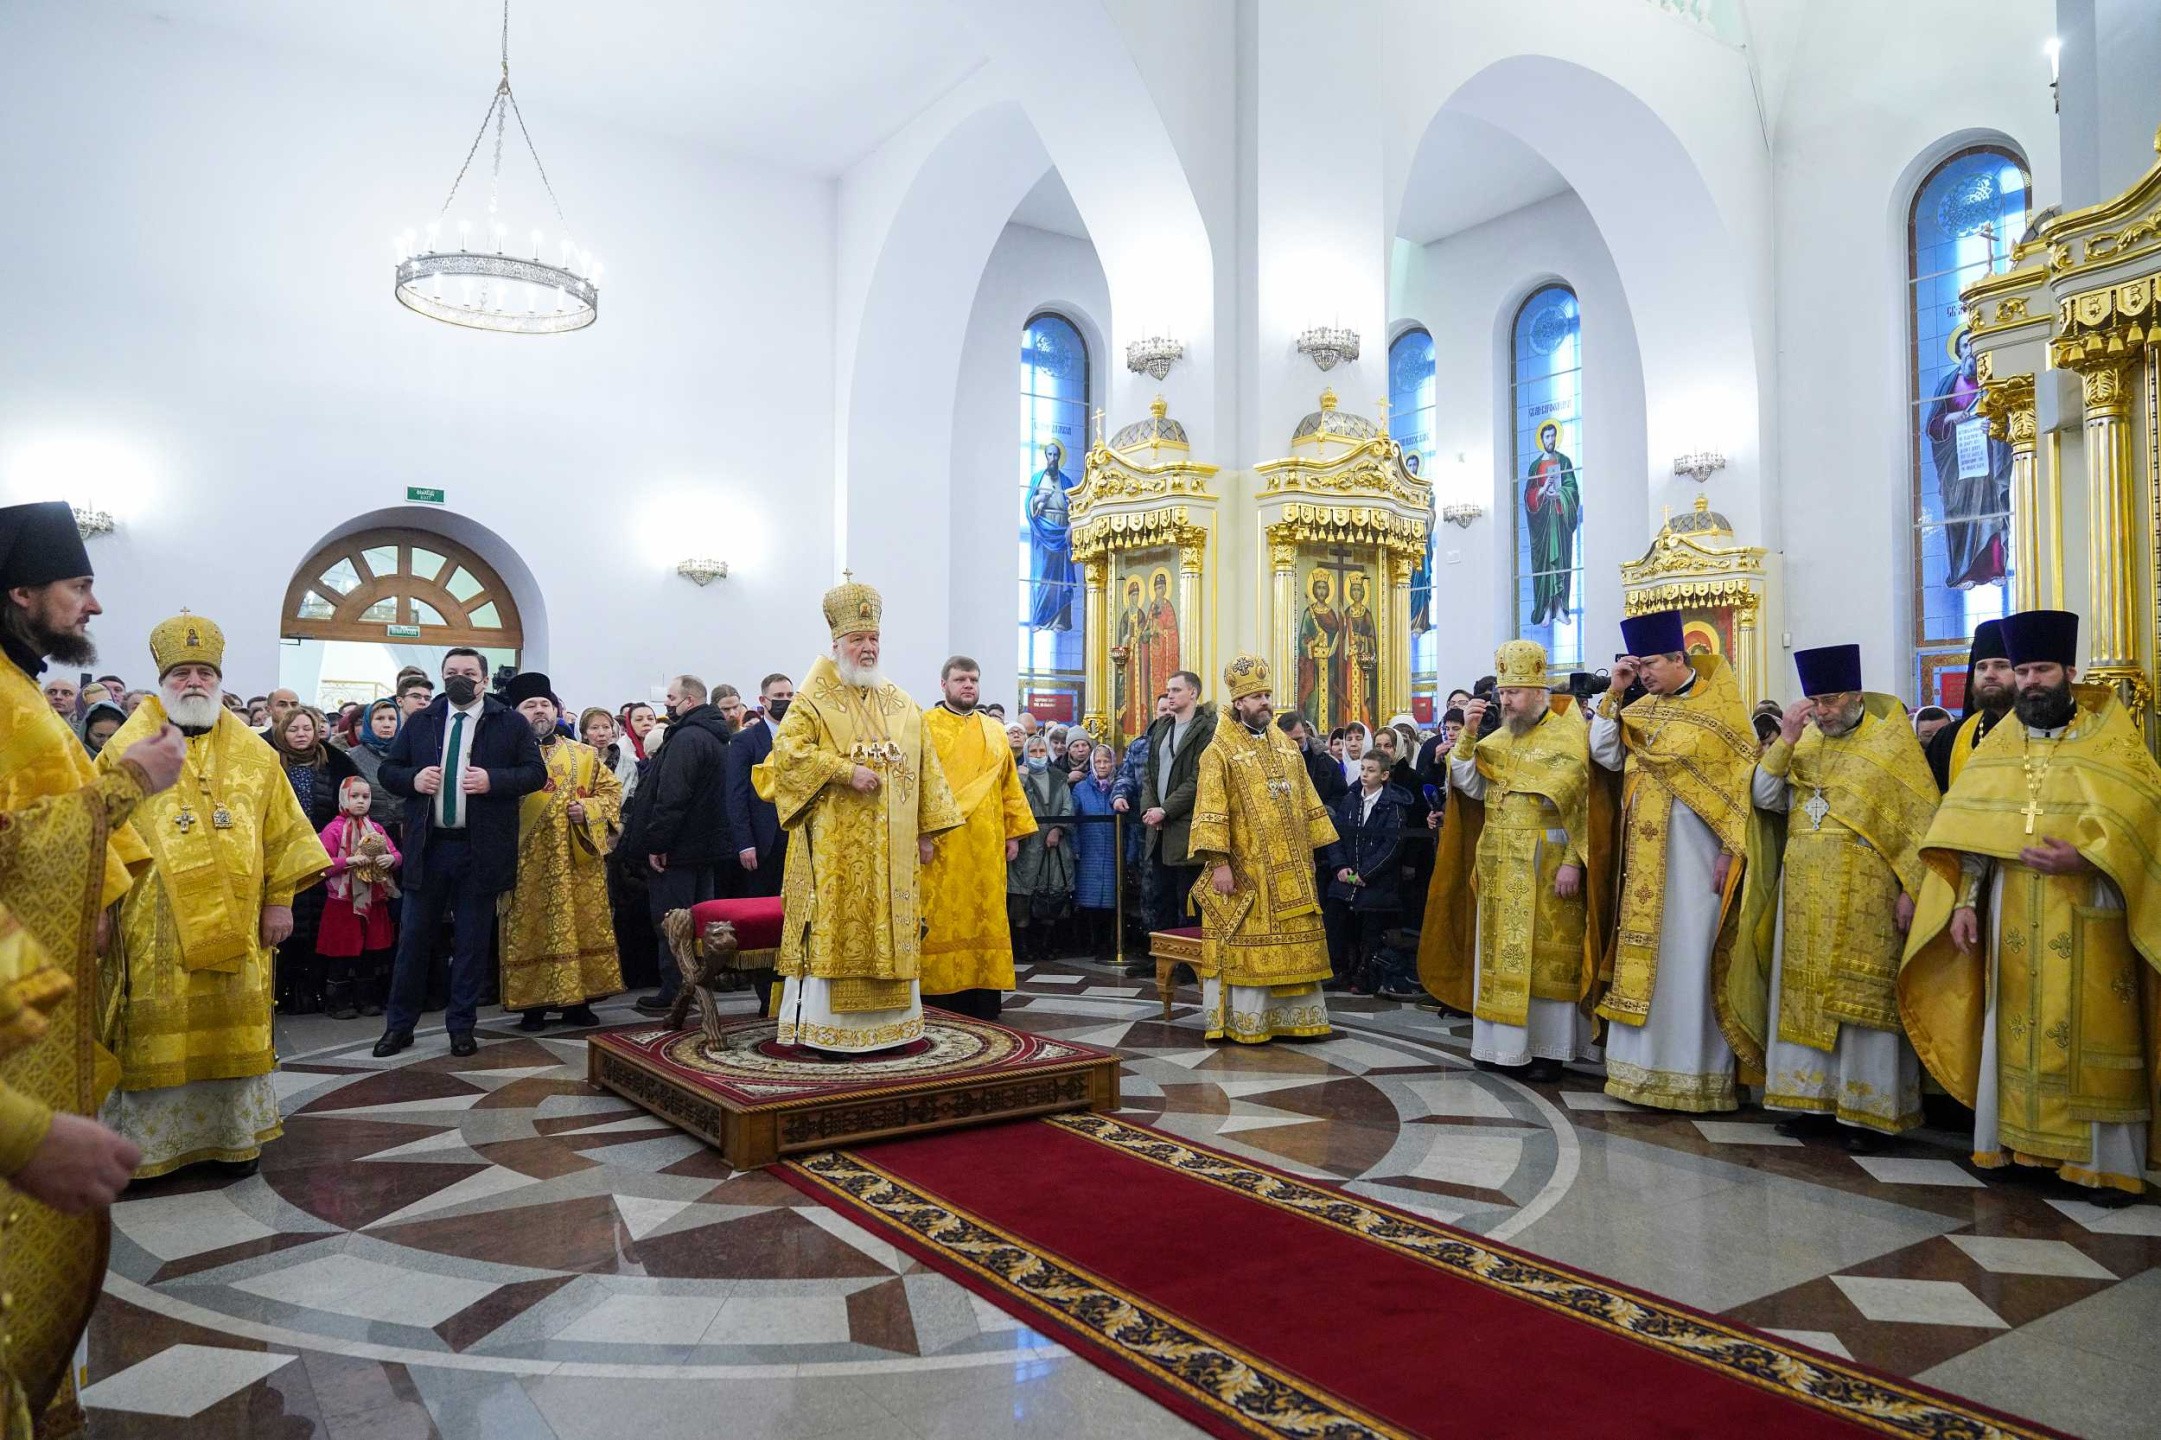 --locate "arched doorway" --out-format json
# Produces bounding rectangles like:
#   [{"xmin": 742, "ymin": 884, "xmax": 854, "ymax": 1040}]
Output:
[{"xmin": 278, "ymin": 528, "xmax": 523, "ymax": 709}]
